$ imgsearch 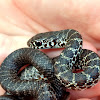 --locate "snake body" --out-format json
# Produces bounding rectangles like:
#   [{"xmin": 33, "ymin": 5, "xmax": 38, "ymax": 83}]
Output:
[
  {"xmin": 0, "ymin": 29, "xmax": 100, "ymax": 100},
  {"xmin": 27, "ymin": 29, "xmax": 100, "ymax": 90},
  {"xmin": 0, "ymin": 48, "xmax": 69, "ymax": 100}
]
